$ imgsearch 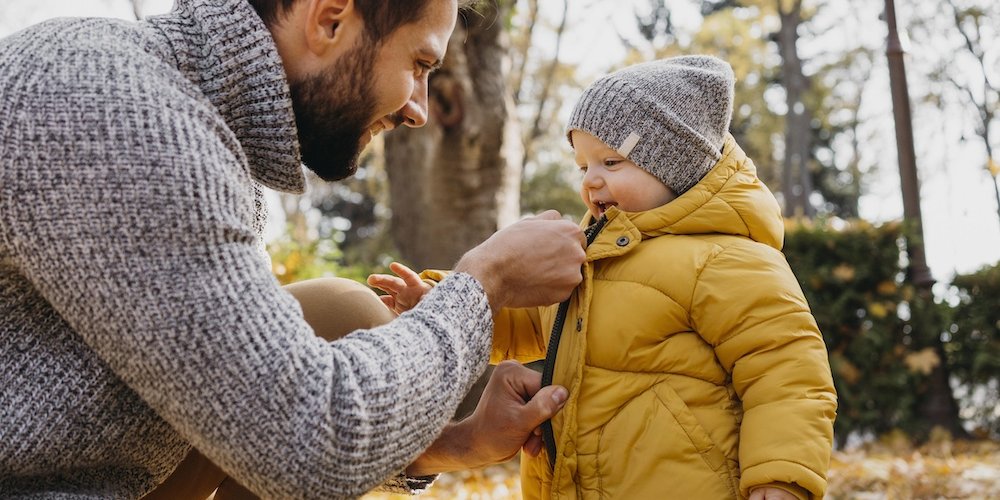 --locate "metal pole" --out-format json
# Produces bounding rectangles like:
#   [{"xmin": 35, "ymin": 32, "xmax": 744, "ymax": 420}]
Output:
[{"xmin": 885, "ymin": 0, "xmax": 935, "ymax": 288}]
